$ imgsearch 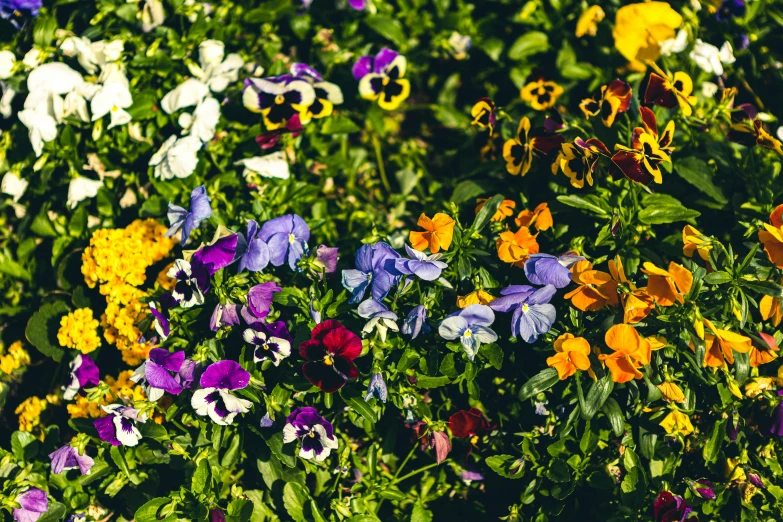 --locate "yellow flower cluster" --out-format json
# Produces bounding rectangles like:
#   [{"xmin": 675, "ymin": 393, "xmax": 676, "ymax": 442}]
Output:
[
  {"xmin": 81, "ymin": 219, "xmax": 174, "ymax": 365},
  {"xmin": 0, "ymin": 341, "xmax": 30, "ymax": 375},
  {"xmin": 66, "ymin": 370, "xmax": 147, "ymax": 419},
  {"xmin": 57, "ymin": 308, "xmax": 101, "ymax": 354},
  {"xmin": 16, "ymin": 396, "xmax": 47, "ymax": 433}
]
